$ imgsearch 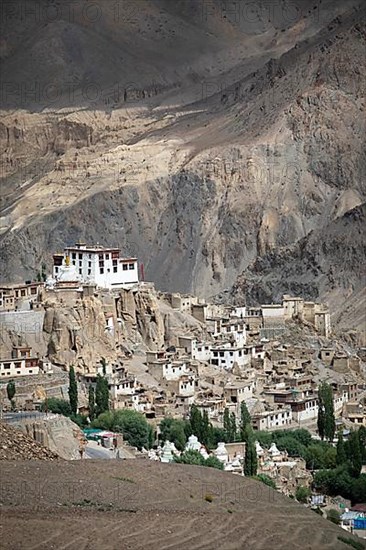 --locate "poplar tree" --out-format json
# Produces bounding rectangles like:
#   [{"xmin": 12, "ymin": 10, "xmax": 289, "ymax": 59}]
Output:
[
  {"xmin": 68, "ymin": 366, "xmax": 78, "ymax": 415},
  {"xmin": 348, "ymin": 430, "xmax": 362, "ymax": 477},
  {"xmin": 317, "ymin": 383, "xmax": 335, "ymax": 441},
  {"xmin": 189, "ymin": 404, "xmax": 203, "ymax": 440},
  {"xmin": 230, "ymin": 412, "xmax": 237, "ymax": 442},
  {"xmin": 95, "ymin": 374, "xmax": 109, "ymax": 417},
  {"xmin": 244, "ymin": 436, "xmax": 258, "ymax": 476},
  {"xmin": 240, "ymin": 401, "xmax": 251, "ymax": 441},
  {"xmin": 88, "ymin": 386, "xmax": 95, "ymax": 421},
  {"xmin": 336, "ymin": 430, "xmax": 346, "ymax": 465},
  {"xmin": 223, "ymin": 408, "xmax": 231, "ymax": 442}
]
